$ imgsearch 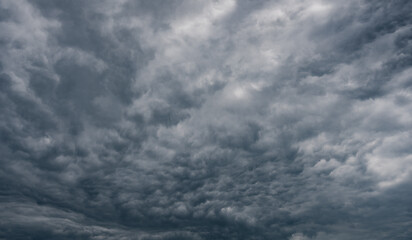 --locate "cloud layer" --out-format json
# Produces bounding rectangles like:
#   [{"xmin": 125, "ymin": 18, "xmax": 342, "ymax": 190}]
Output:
[{"xmin": 1, "ymin": 0, "xmax": 412, "ymax": 239}]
